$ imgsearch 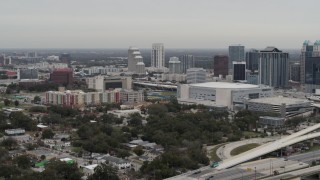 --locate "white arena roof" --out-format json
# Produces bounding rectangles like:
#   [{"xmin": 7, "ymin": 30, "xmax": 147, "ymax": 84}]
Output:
[{"xmin": 190, "ymin": 82, "xmax": 260, "ymax": 89}]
